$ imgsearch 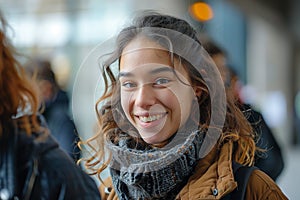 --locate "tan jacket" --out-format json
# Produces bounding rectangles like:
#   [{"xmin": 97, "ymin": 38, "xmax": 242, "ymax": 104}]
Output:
[{"xmin": 99, "ymin": 142, "xmax": 288, "ymax": 200}]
